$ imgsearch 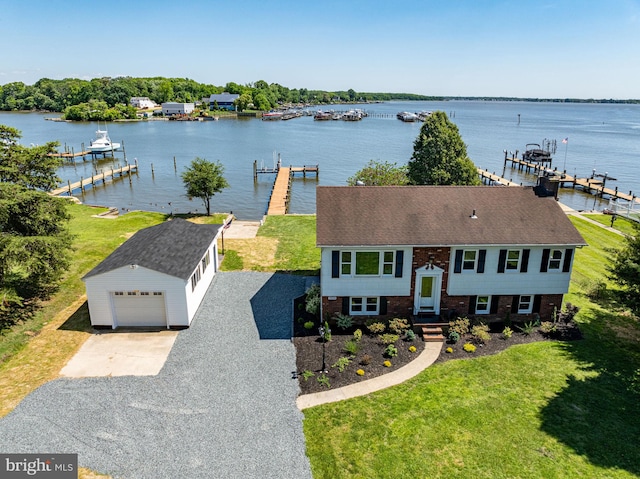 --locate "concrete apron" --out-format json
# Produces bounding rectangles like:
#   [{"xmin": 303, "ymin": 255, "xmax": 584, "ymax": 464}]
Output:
[{"xmin": 60, "ymin": 331, "xmax": 178, "ymax": 377}]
